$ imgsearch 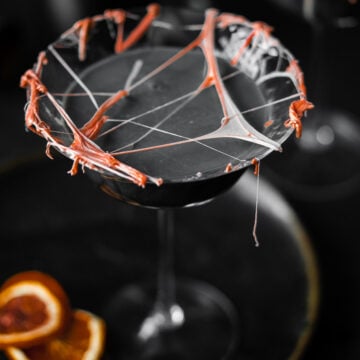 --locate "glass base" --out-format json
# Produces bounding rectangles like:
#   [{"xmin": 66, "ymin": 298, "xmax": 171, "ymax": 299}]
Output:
[{"xmin": 103, "ymin": 279, "xmax": 239, "ymax": 360}]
